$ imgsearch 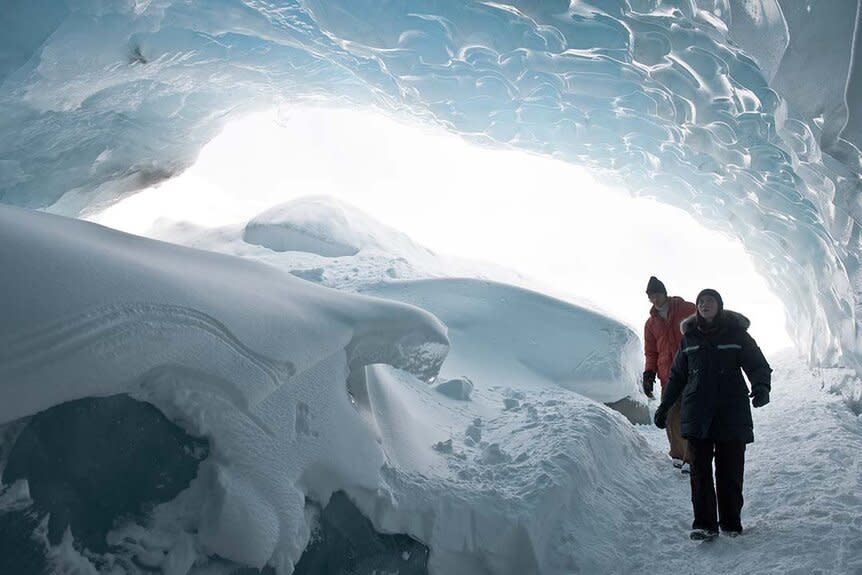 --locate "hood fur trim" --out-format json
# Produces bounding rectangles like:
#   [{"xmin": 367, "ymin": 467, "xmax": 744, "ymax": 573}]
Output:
[{"xmin": 680, "ymin": 309, "xmax": 750, "ymax": 335}]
